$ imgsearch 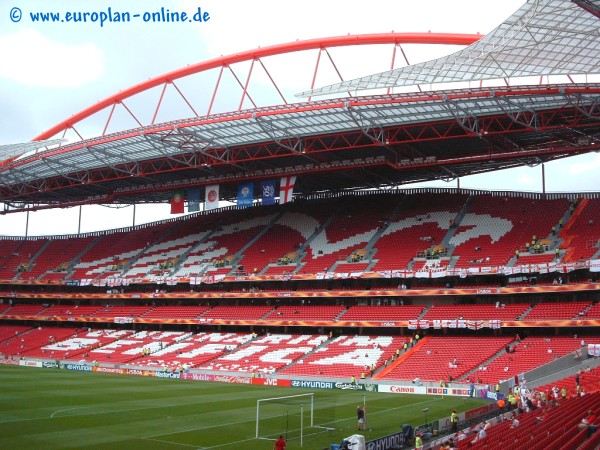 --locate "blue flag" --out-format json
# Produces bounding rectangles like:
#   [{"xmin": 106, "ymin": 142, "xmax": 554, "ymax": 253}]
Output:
[
  {"xmin": 187, "ymin": 188, "xmax": 201, "ymax": 212},
  {"xmin": 261, "ymin": 180, "xmax": 276, "ymax": 206},
  {"xmin": 237, "ymin": 182, "xmax": 254, "ymax": 208}
]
